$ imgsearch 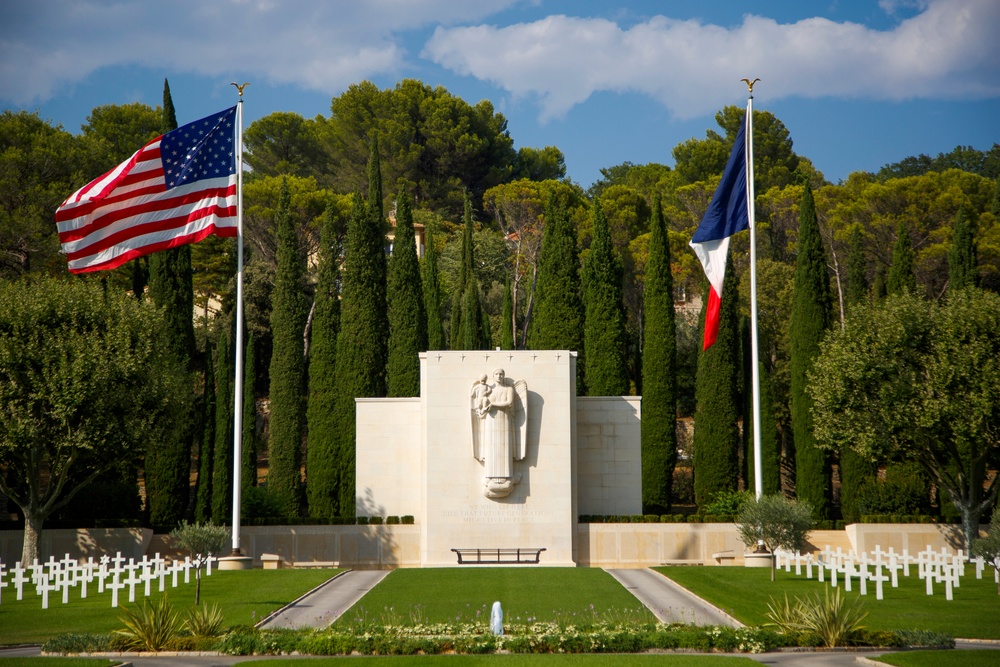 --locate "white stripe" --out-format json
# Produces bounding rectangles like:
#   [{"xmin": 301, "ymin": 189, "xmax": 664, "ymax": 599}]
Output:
[
  {"xmin": 61, "ymin": 139, "xmax": 163, "ymax": 207},
  {"xmin": 690, "ymin": 236, "xmax": 730, "ymax": 296},
  {"xmin": 67, "ymin": 215, "xmax": 235, "ymax": 271},
  {"xmin": 57, "ymin": 174, "xmax": 235, "ymax": 238}
]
